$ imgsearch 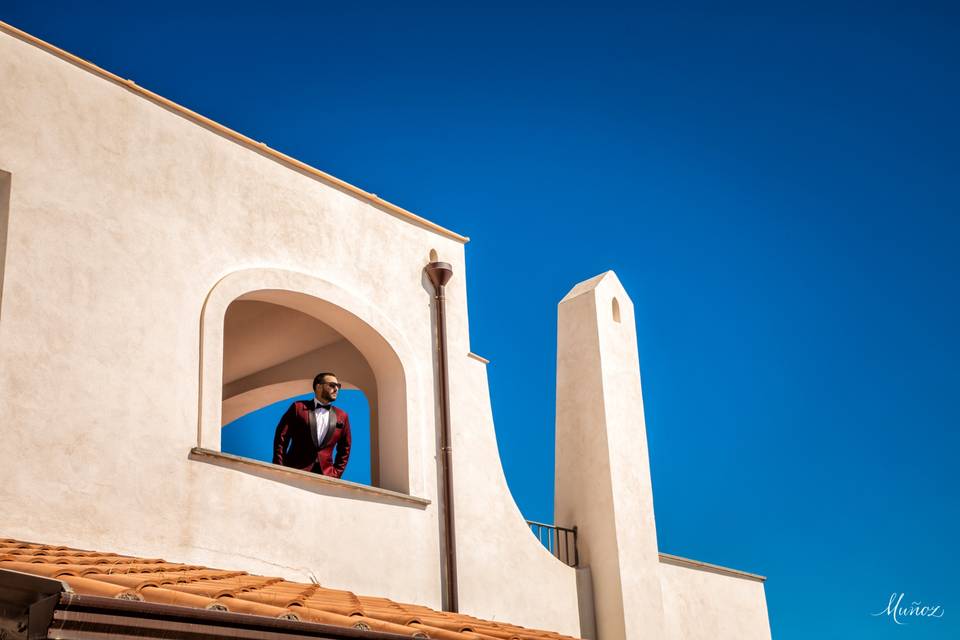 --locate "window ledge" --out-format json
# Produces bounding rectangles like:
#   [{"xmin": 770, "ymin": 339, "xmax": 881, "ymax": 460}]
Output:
[{"xmin": 189, "ymin": 448, "xmax": 430, "ymax": 509}]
